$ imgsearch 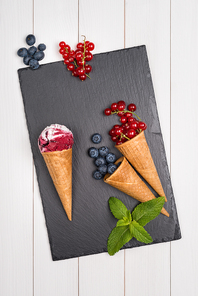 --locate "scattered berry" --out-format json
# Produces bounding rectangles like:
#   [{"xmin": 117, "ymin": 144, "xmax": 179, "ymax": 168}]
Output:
[
  {"xmin": 99, "ymin": 146, "xmax": 109, "ymax": 157},
  {"xmin": 107, "ymin": 163, "xmax": 117, "ymax": 174},
  {"xmin": 106, "ymin": 153, "xmax": 116, "ymax": 164},
  {"xmin": 29, "ymin": 59, "xmax": 39, "ymax": 70},
  {"xmin": 17, "ymin": 48, "xmax": 28, "ymax": 57},
  {"xmin": 26, "ymin": 34, "xmax": 36, "ymax": 46},
  {"xmin": 23, "ymin": 55, "xmax": 32, "ymax": 65},
  {"xmin": 95, "ymin": 157, "xmax": 106, "ymax": 167},
  {"xmin": 38, "ymin": 43, "xmax": 46, "ymax": 51},
  {"xmin": 88, "ymin": 147, "xmax": 99, "ymax": 158},
  {"xmin": 28, "ymin": 46, "xmax": 37, "ymax": 56},
  {"xmin": 34, "ymin": 51, "xmax": 45, "ymax": 61},
  {"xmin": 91, "ymin": 133, "xmax": 102, "ymax": 144},
  {"xmin": 98, "ymin": 164, "xmax": 108, "ymax": 175},
  {"xmin": 93, "ymin": 170, "xmax": 103, "ymax": 180}
]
